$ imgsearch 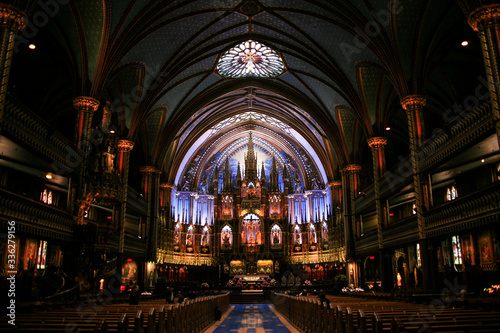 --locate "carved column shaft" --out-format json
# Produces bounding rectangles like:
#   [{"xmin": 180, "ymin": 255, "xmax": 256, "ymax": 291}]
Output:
[
  {"xmin": 341, "ymin": 164, "xmax": 361, "ymax": 264},
  {"xmin": 368, "ymin": 137, "xmax": 387, "ymax": 249},
  {"xmin": 0, "ymin": 4, "xmax": 25, "ymax": 130},
  {"xmin": 401, "ymin": 95, "xmax": 427, "ymax": 240},
  {"xmin": 117, "ymin": 140, "xmax": 134, "ymax": 263},
  {"xmin": 469, "ymin": 4, "xmax": 500, "ymax": 146},
  {"xmin": 141, "ymin": 166, "xmax": 161, "ymax": 261}
]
